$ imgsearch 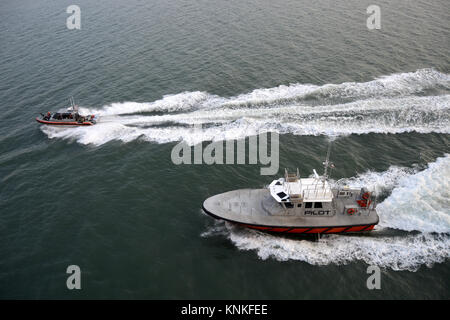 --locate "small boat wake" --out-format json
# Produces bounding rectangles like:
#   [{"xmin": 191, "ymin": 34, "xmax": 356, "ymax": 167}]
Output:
[
  {"xmin": 201, "ymin": 154, "xmax": 450, "ymax": 271},
  {"xmin": 40, "ymin": 68, "xmax": 450, "ymax": 145}
]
